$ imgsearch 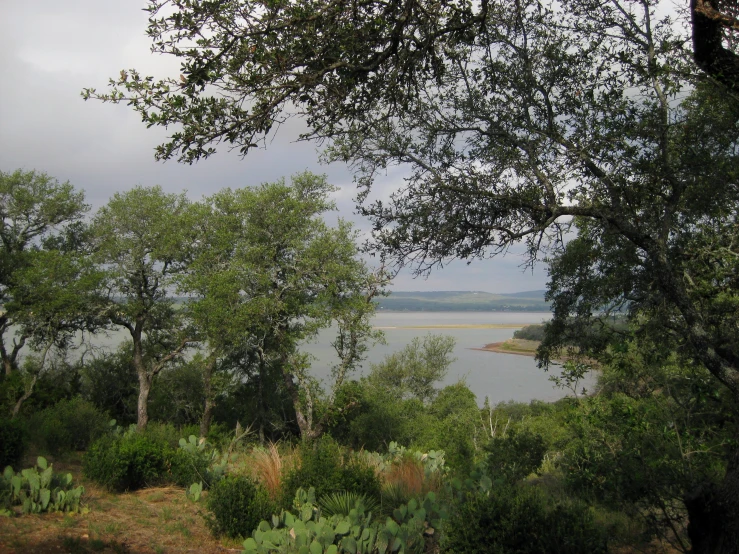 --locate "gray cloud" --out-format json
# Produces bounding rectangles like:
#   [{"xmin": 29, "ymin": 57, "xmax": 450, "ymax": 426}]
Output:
[{"xmin": 0, "ymin": 0, "xmax": 549, "ymax": 294}]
